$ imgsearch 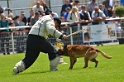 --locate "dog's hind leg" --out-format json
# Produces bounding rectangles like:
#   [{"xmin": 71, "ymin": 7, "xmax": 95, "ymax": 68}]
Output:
[
  {"xmin": 84, "ymin": 57, "xmax": 89, "ymax": 68},
  {"xmin": 69, "ymin": 57, "xmax": 77, "ymax": 69},
  {"xmin": 83, "ymin": 48, "xmax": 92, "ymax": 68},
  {"xmin": 90, "ymin": 58, "xmax": 98, "ymax": 67}
]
